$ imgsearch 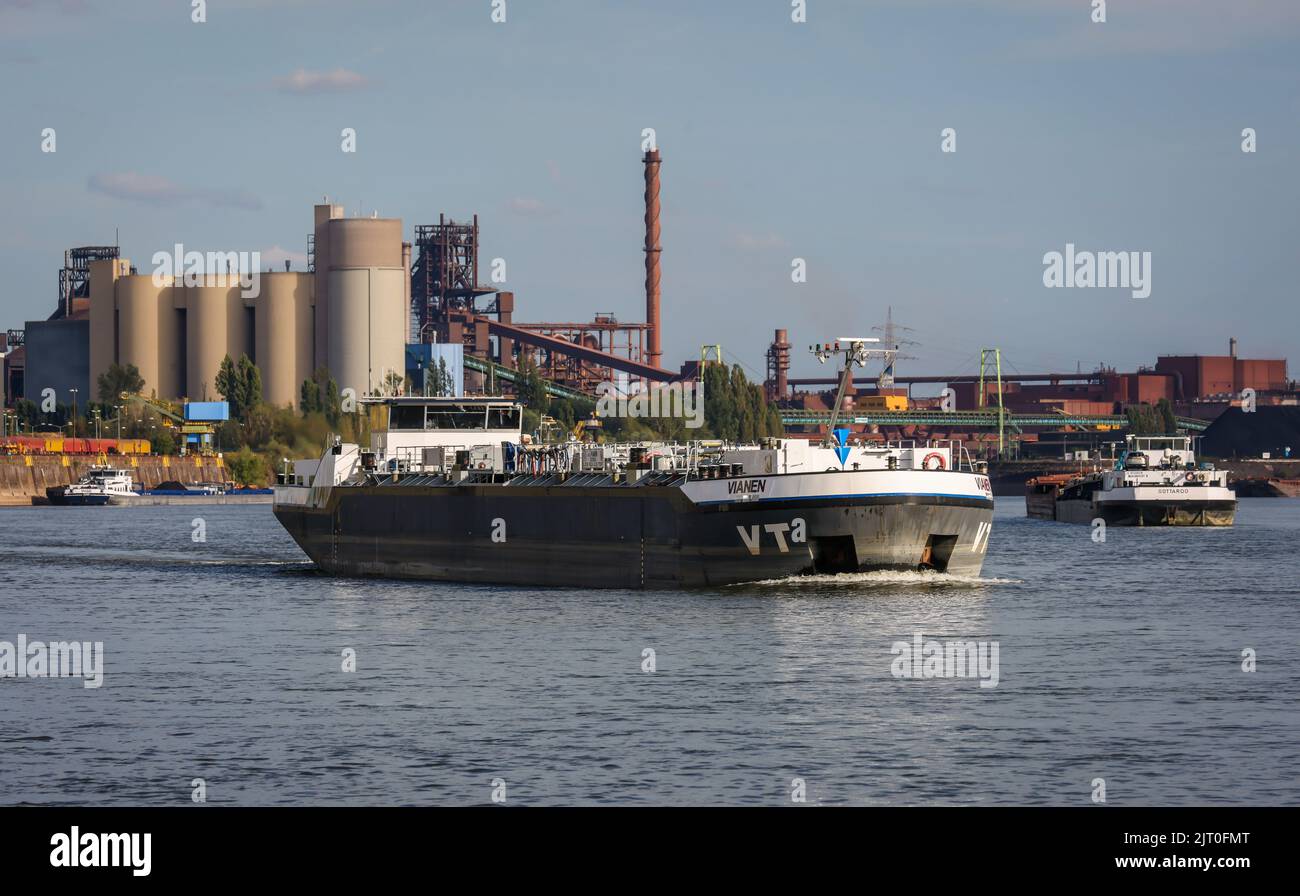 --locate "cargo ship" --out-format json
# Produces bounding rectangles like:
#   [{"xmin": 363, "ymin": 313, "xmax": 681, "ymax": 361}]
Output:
[
  {"xmin": 272, "ymin": 394, "xmax": 996, "ymax": 588},
  {"xmin": 1025, "ymin": 435, "xmax": 1236, "ymax": 526}
]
